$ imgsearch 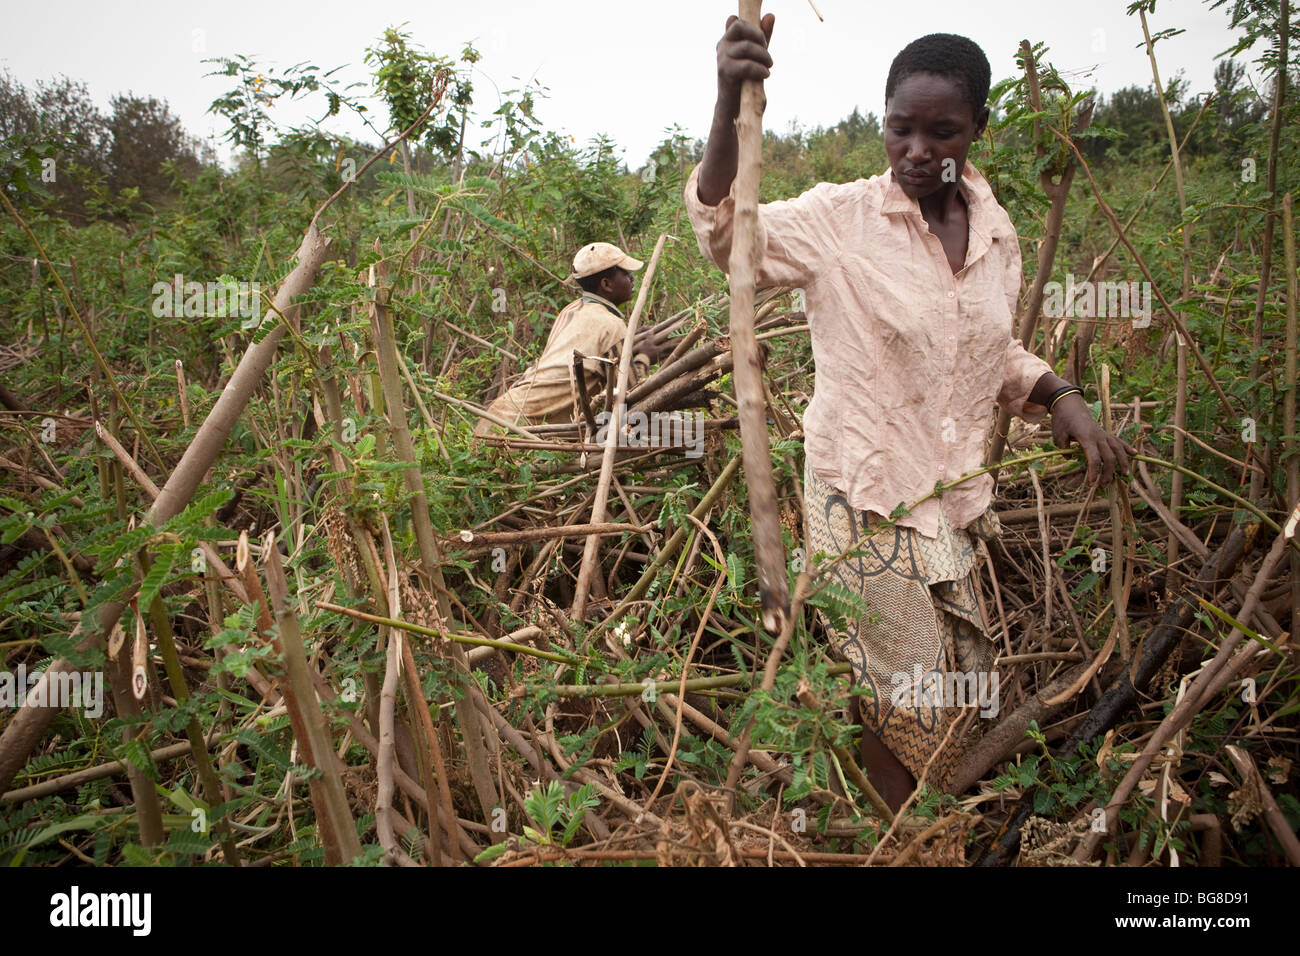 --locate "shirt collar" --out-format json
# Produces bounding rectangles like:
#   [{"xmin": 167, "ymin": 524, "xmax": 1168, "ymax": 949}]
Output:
[
  {"xmin": 881, "ymin": 162, "xmax": 1006, "ymax": 232},
  {"xmin": 880, "ymin": 161, "xmax": 1010, "ymax": 269},
  {"xmin": 581, "ymin": 292, "xmax": 623, "ymax": 318}
]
